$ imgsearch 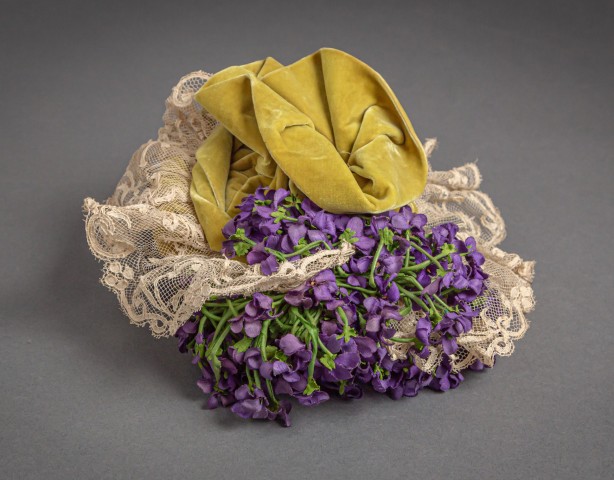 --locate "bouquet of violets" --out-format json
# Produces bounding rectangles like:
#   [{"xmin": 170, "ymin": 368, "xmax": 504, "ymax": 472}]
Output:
[{"xmin": 176, "ymin": 187, "xmax": 490, "ymax": 426}]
